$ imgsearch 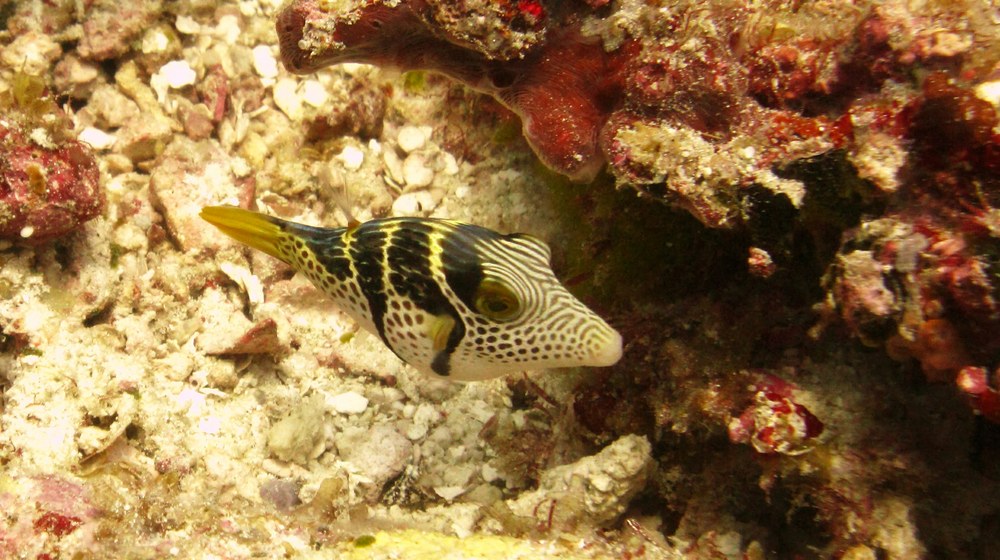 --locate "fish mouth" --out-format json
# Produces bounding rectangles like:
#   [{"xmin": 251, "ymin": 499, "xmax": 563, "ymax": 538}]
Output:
[{"xmin": 586, "ymin": 326, "xmax": 623, "ymax": 367}]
